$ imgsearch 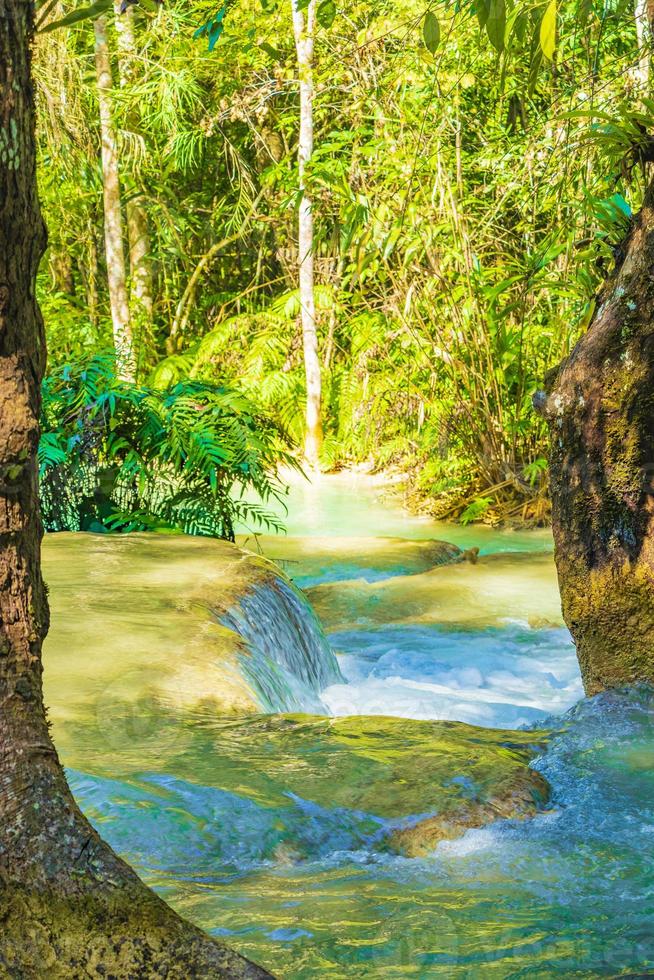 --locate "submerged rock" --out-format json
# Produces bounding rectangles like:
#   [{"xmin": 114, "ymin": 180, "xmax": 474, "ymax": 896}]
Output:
[
  {"xmin": 307, "ymin": 551, "xmax": 564, "ymax": 632},
  {"xmin": 389, "ymin": 762, "xmax": 550, "ymax": 857},
  {"xmin": 63, "ymin": 710, "xmax": 552, "ymax": 867},
  {"xmin": 236, "ymin": 533, "xmax": 462, "ymax": 587}
]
